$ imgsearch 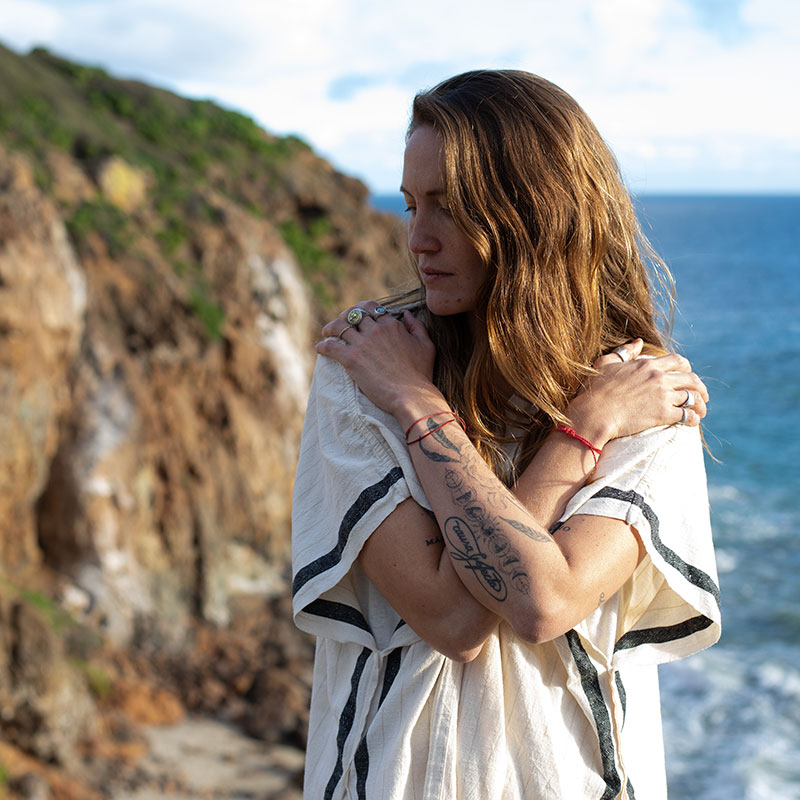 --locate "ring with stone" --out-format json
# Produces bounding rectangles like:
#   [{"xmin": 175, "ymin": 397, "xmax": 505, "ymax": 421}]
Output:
[
  {"xmin": 679, "ymin": 389, "xmax": 696, "ymax": 408},
  {"xmin": 612, "ymin": 346, "xmax": 631, "ymax": 363},
  {"xmin": 346, "ymin": 307, "xmax": 371, "ymax": 326},
  {"xmin": 373, "ymin": 306, "xmax": 389, "ymax": 317}
]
